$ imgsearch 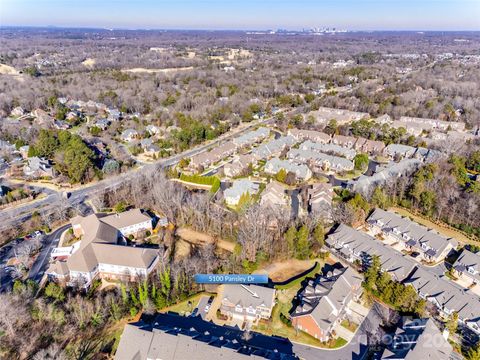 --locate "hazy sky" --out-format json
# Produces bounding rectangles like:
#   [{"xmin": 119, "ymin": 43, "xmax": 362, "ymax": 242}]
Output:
[{"xmin": 1, "ymin": 0, "xmax": 479, "ymax": 31}]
